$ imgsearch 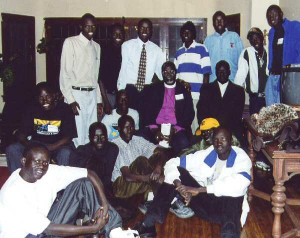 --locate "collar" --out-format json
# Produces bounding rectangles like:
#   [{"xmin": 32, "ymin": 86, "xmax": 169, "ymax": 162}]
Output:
[
  {"xmin": 249, "ymin": 45, "xmax": 266, "ymax": 55},
  {"xmin": 164, "ymin": 82, "xmax": 176, "ymax": 88},
  {"xmin": 183, "ymin": 40, "xmax": 196, "ymax": 50},
  {"xmin": 137, "ymin": 37, "xmax": 149, "ymax": 47},
  {"xmin": 204, "ymin": 147, "xmax": 237, "ymax": 168},
  {"xmin": 214, "ymin": 28, "xmax": 228, "ymax": 36},
  {"xmin": 79, "ymin": 32, "xmax": 92, "ymax": 46},
  {"xmin": 217, "ymin": 81, "xmax": 229, "ymax": 88}
]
